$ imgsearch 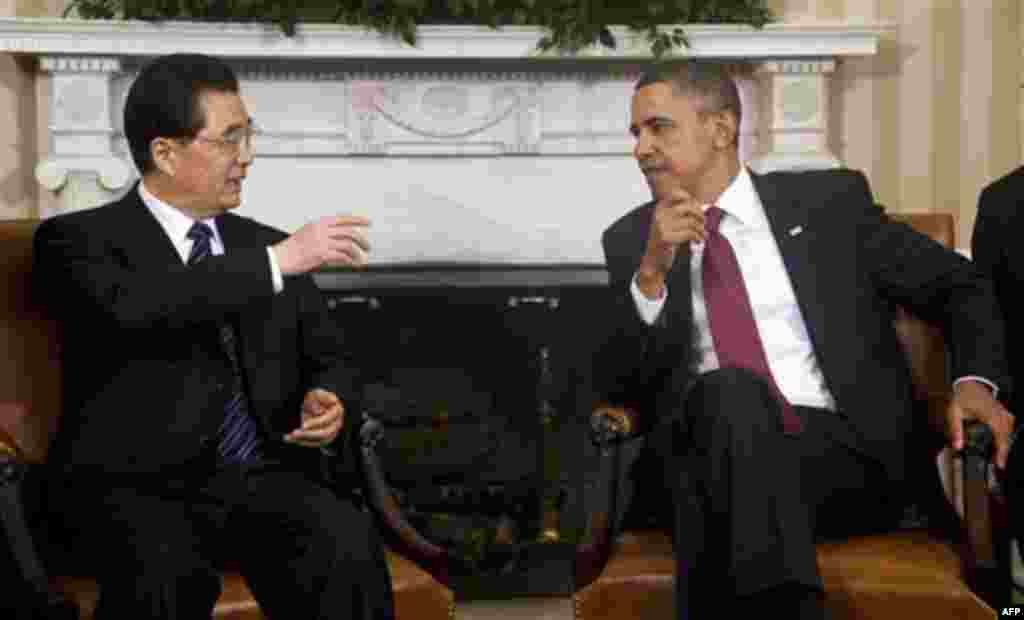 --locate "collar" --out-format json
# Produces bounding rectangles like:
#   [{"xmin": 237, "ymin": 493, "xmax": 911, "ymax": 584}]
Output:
[
  {"xmin": 138, "ymin": 181, "xmax": 222, "ymax": 245},
  {"xmin": 712, "ymin": 167, "xmax": 766, "ymax": 230}
]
